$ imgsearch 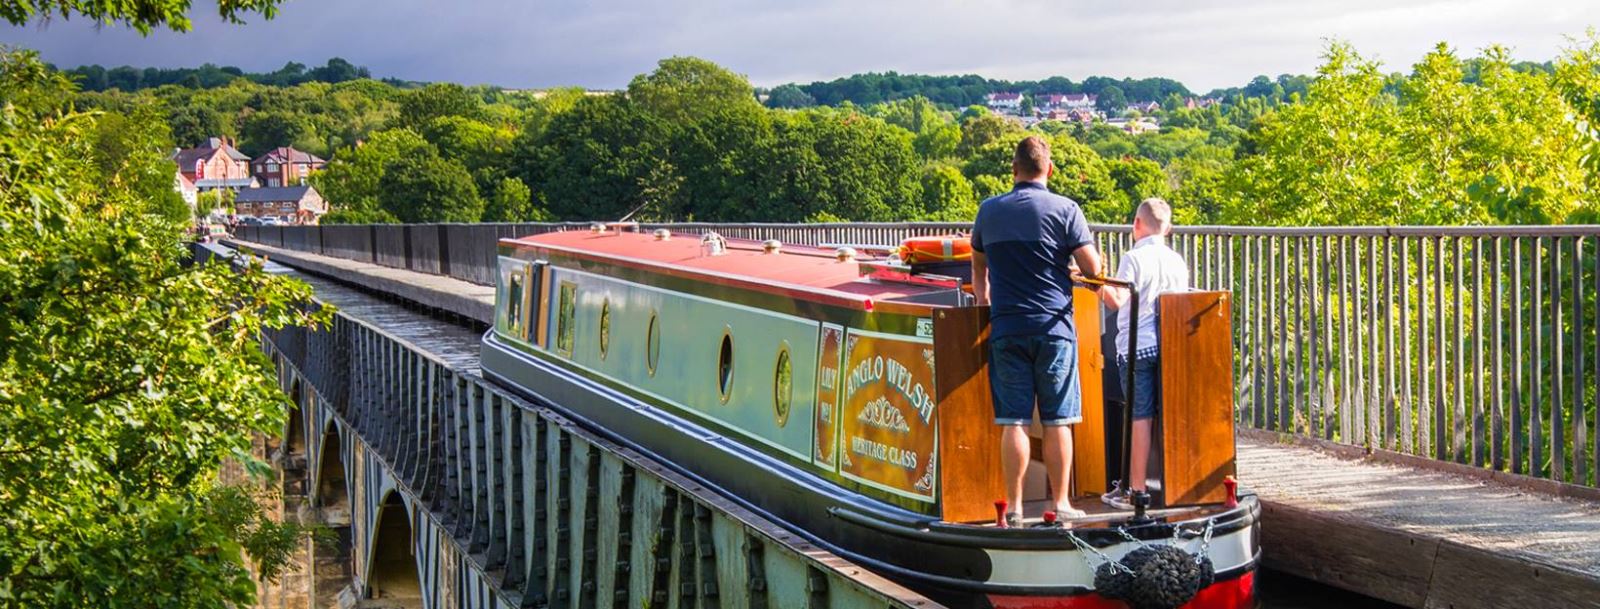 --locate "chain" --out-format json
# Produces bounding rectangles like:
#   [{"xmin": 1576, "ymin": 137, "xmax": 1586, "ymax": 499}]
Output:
[
  {"xmin": 1197, "ymin": 518, "xmax": 1215, "ymax": 563},
  {"xmin": 1065, "ymin": 531, "xmax": 1134, "ymax": 575},
  {"xmin": 1115, "ymin": 526, "xmax": 1151, "ymax": 549}
]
